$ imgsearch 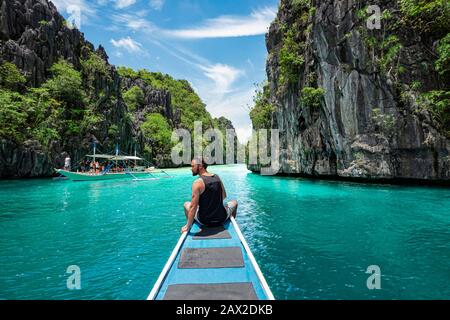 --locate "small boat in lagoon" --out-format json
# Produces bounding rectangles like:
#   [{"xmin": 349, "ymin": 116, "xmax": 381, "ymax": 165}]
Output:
[
  {"xmin": 55, "ymin": 153, "xmax": 171, "ymax": 181},
  {"xmin": 148, "ymin": 217, "xmax": 275, "ymax": 300}
]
